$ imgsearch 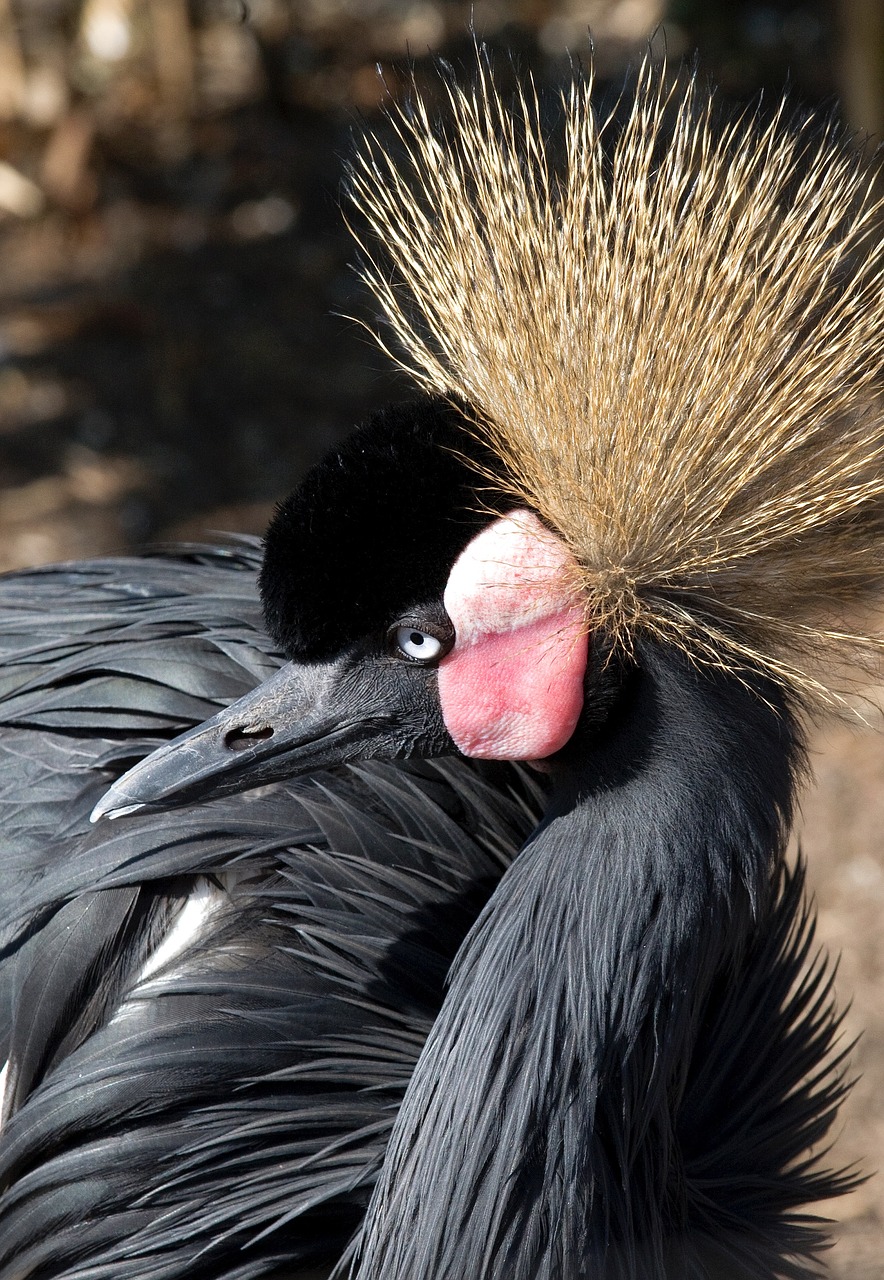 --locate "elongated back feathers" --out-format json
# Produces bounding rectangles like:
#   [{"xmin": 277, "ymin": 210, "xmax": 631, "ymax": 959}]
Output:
[{"xmin": 349, "ymin": 56, "xmax": 884, "ymax": 702}]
